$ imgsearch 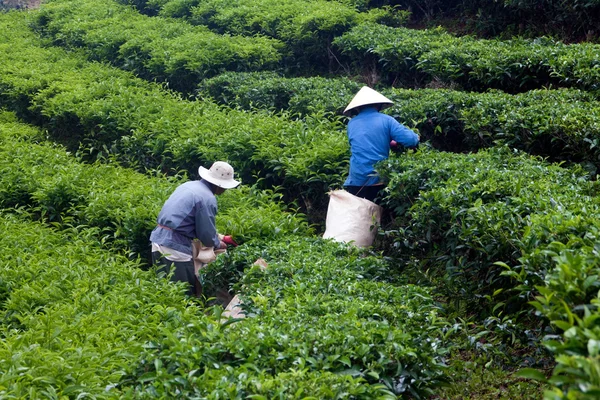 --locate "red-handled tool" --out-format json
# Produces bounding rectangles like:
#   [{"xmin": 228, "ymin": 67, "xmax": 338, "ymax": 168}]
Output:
[{"xmin": 222, "ymin": 235, "xmax": 238, "ymax": 247}]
